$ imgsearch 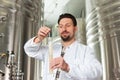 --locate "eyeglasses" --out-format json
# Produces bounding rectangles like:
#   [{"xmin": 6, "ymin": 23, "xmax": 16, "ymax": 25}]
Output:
[{"xmin": 58, "ymin": 23, "xmax": 73, "ymax": 28}]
